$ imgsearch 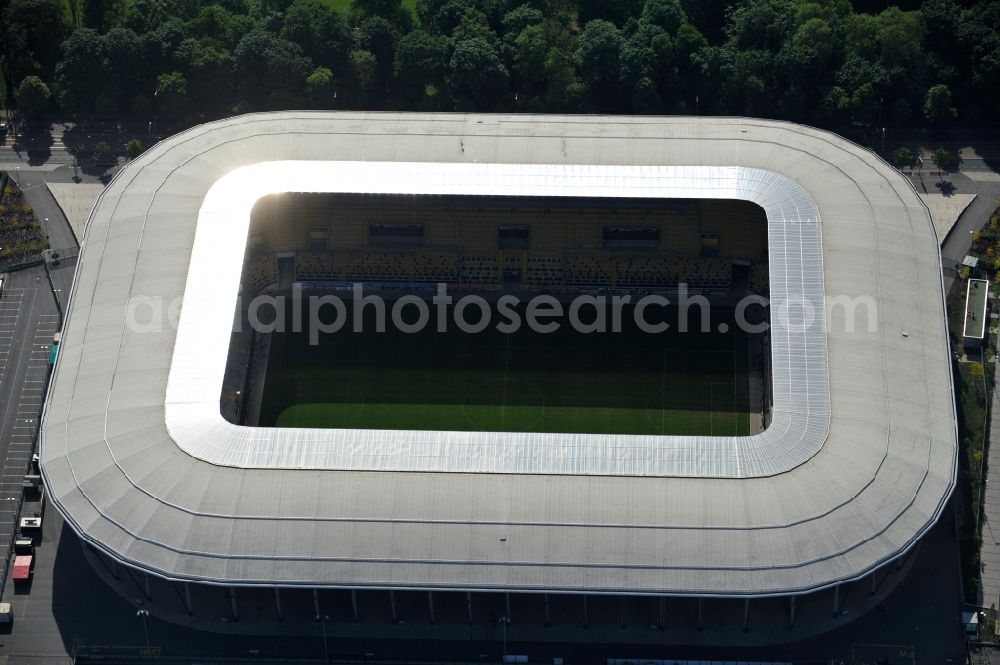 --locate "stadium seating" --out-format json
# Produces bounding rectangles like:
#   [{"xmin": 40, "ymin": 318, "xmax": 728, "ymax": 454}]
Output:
[
  {"xmin": 750, "ymin": 264, "xmax": 769, "ymax": 295},
  {"xmin": 241, "ymin": 196, "xmax": 771, "ymax": 294},
  {"xmin": 461, "ymin": 255, "xmax": 499, "ymax": 284},
  {"xmin": 526, "ymin": 254, "xmax": 564, "ymax": 285},
  {"xmin": 242, "ymin": 255, "xmax": 276, "ymax": 293}
]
